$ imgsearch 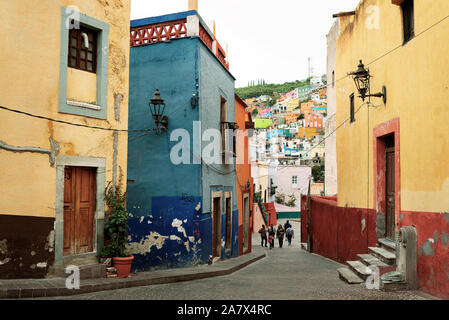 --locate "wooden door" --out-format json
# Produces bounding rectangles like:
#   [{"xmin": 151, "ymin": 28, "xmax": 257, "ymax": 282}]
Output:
[
  {"xmin": 385, "ymin": 147, "xmax": 395, "ymax": 240},
  {"xmin": 64, "ymin": 167, "xmax": 96, "ymax": 256},
  {"xmin": 225, "ymin": 197, "xmax": 232, "ymax": 250},
  {"xmin": 212, "ymin": 197, "xmax": 221, "ymax": 258},
  {"xmin": 243, "ymin": 195, "xmax": 249, "ymax": 251}
]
